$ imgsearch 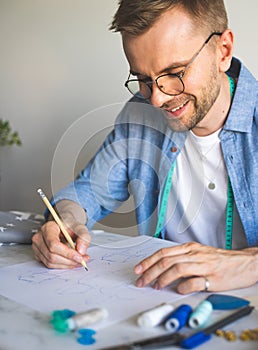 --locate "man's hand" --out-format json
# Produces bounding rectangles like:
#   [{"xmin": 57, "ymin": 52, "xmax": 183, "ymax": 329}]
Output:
[
  {"xmin": 32, "ymin": 200, "xmax": 91, "ymax": 269},
  {"xmin": 134, "ymin": 242, "xmax": 258, "ymax": 294},
  {"xmin": 32, "ymin": 221, "xmax": 91, "ymax": 269}
]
